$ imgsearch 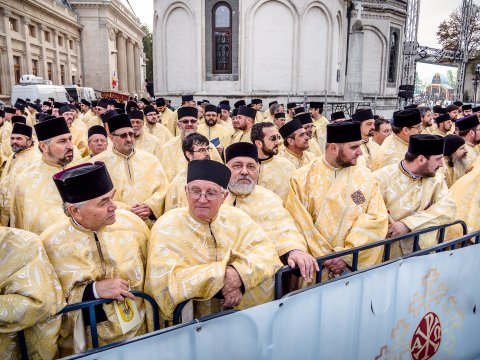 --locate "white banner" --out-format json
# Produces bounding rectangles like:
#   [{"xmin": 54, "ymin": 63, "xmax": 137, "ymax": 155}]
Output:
[{"xmin": 68, "ymin": 244, "xmax": 480, "ymax": 360}]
